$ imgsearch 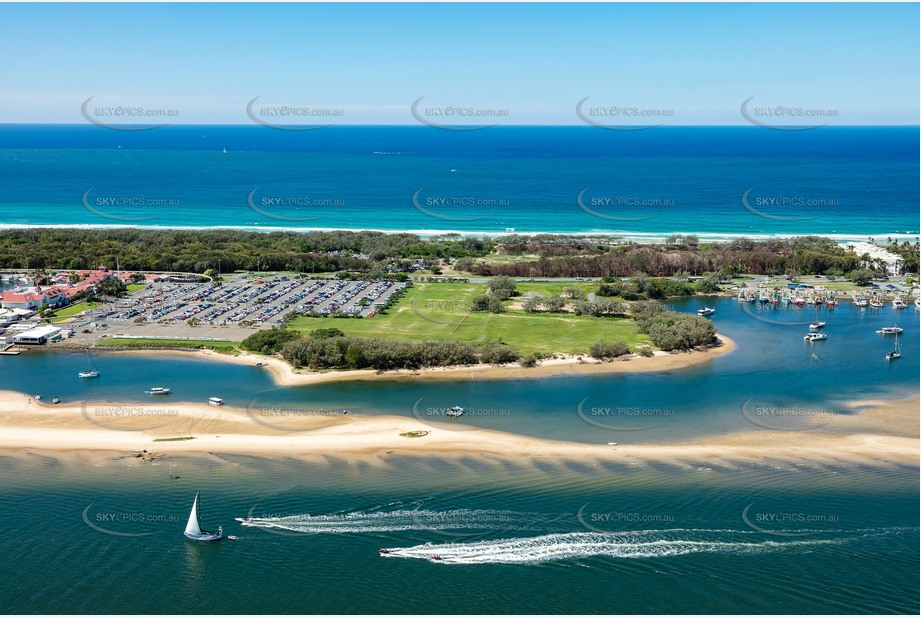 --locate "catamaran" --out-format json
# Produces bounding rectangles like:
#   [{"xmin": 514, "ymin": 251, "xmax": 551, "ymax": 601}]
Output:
[
  {"xmin": 184, "ymin": 492, "xmax": 224, "ymax": 542},
  {"xmin": 78, "ymin": 349, "xmax": 100, "ymax": 378}
]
